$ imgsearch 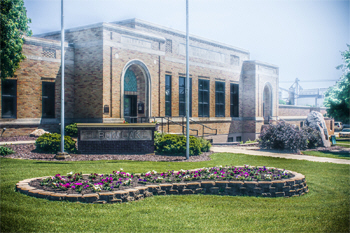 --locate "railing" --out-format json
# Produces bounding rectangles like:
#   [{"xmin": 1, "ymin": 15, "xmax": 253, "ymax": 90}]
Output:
[
  {"xmin": 124, "ymin": 116, "xmax": 138, "ymax": 123},
  {"xmin": 189, "ymin": 119, "xmax": 217, "ymax": 138},
  {"xmin": 140, "ymin": 116, "xmax": 199, "ymax": 136}
]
